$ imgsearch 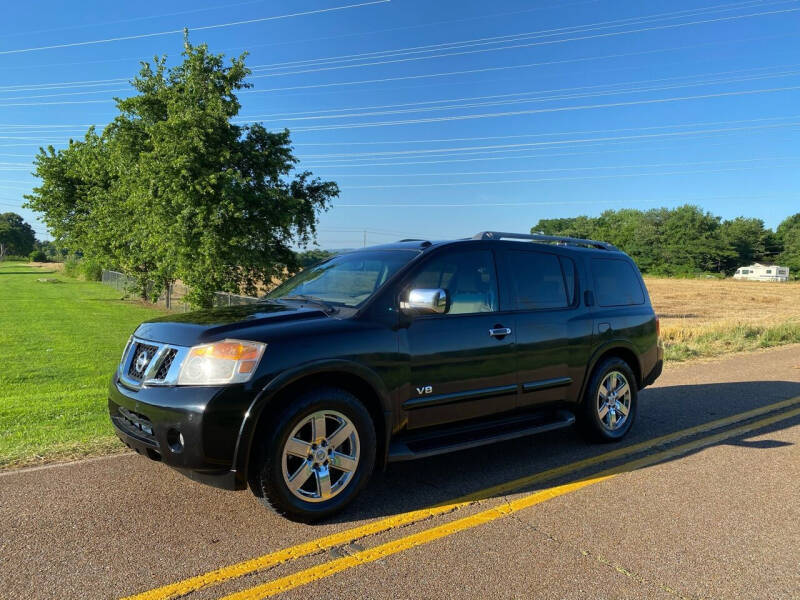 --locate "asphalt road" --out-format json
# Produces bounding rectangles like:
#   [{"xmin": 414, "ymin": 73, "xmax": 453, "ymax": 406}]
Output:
[{"xmin": 1, "ymin": 346, "xmax": 799, "ymax": 600}]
